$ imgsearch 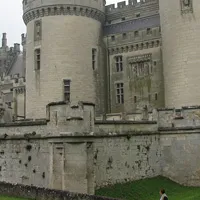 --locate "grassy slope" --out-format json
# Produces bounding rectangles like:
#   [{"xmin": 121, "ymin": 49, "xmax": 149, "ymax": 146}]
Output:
[
  {"xmin": 95, "ymin": 176, "xmax": 200, "ymax": 200},
  {"xmin": 0, "ymin": 197, "xmax": 29, "ymax": 200}
]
